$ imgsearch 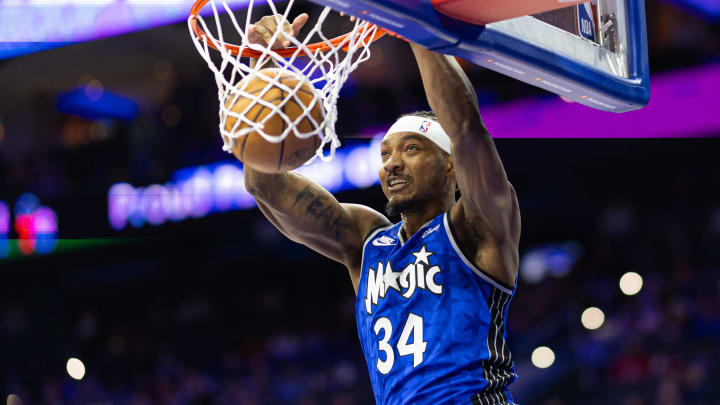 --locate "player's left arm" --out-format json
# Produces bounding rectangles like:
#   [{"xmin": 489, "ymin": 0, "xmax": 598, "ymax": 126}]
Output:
[{"xmin": 410, "ymin": 43, "xmax": 520, "ymax": 265}]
